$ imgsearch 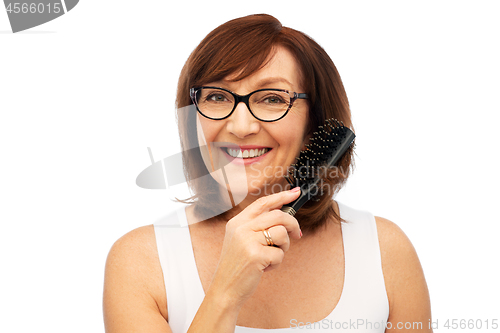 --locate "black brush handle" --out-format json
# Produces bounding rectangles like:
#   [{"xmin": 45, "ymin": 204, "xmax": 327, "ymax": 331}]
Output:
[
  {"xmin": 281, "ymin": 130, "xmax": 355, "ymax": 216},
  {"xmin": 281, "ymin": 188, "xmax": 310, "ymax": 216}
]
